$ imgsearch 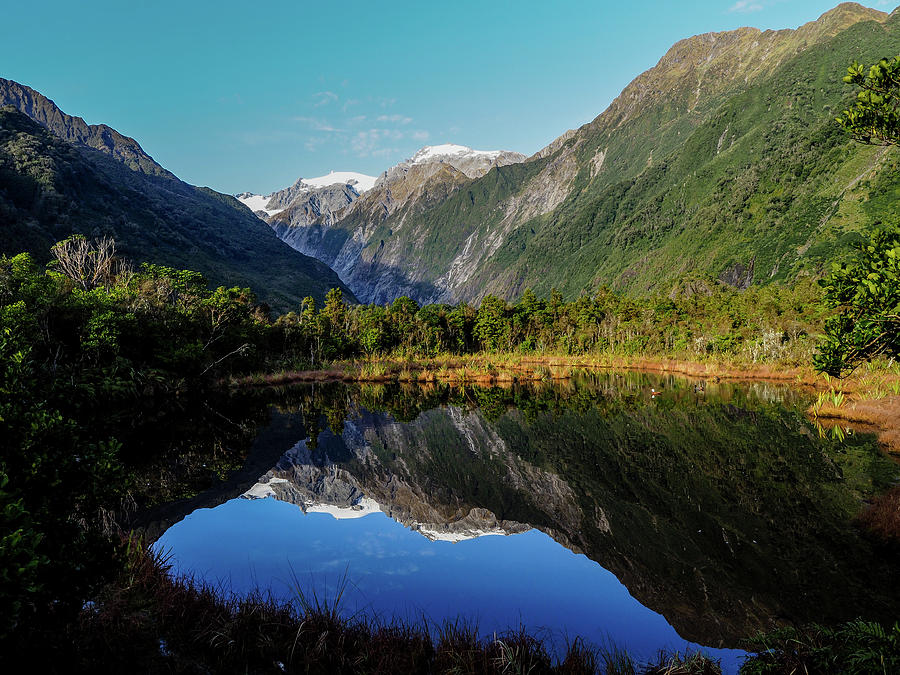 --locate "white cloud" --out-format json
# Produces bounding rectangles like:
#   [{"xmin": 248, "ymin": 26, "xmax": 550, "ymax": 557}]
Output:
[
  {"xmin": 350, "ymin": 127, "xmax": 430, "ymax": 157},
  {"xmin": 293, "ymin": 116, "xmax": 344, "ymax": 133},
  {"xmin": 376, "ymin": 114, "xmax": 413, "ymax": 125},
  {"xmin": 728, "ymin": 0, "xmax": 764, "ymax": 12},
  {"xmin": 312, "ymin": 91, "xmax": 338, "ymax": 107},
  {"xmin": 274, "ymin": 88, "xmax": 434, "ymax": 160}
]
